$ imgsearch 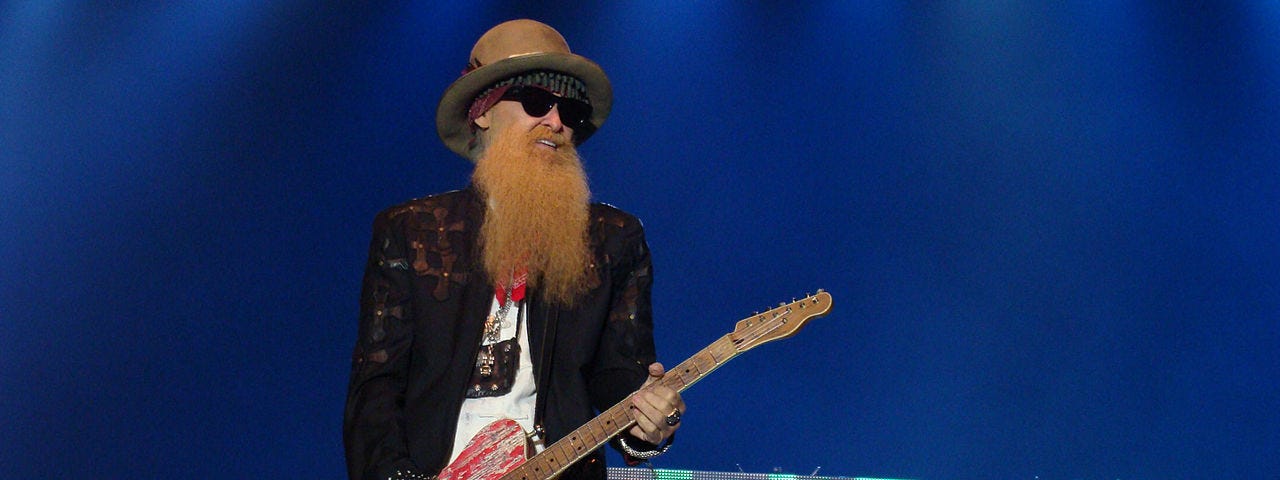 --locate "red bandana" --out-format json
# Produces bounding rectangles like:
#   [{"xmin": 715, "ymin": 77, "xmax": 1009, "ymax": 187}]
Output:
[{"xmin": 495, "ymin": 268, "xmax": 527, "ymax": 307}]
